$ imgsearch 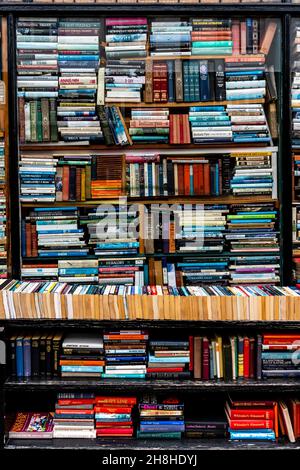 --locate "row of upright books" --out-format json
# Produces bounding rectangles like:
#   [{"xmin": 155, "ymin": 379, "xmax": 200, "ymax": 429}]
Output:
[
  {"xmin": 19, "ymin": 149, "xmax": 277, "ymax": 202},
  {"xmin": 1, "ymin": 283, "xmax": 300, "ymax": 320},
  {"xmin": 8, "ymin": 393, "xmax": 300, "ymax": 443},
  {"xmin": 9, "ymin": 331, "xmax": 300, "ymax": 380}
]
